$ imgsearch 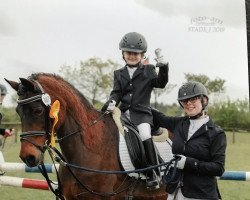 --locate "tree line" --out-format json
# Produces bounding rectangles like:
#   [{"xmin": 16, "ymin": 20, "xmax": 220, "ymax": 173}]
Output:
[{"xmin": 1, "ymin": 57, "xmax": 249, "ymax": 131}]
